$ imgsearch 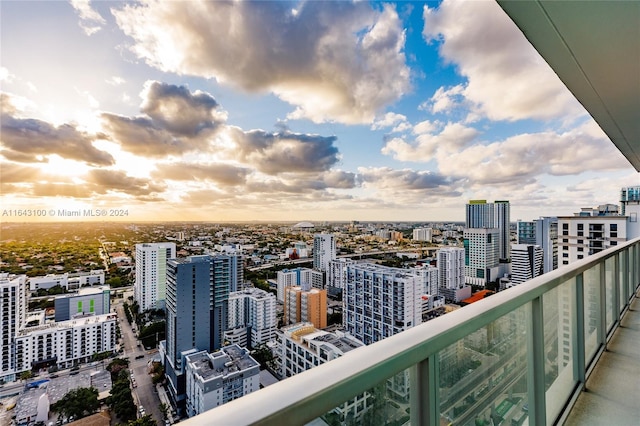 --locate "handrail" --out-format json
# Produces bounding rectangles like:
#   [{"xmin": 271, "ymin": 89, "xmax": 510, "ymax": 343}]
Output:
[{"xmin": 181, "ymin": 237, "xmax": 640, "ymax": 426}]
